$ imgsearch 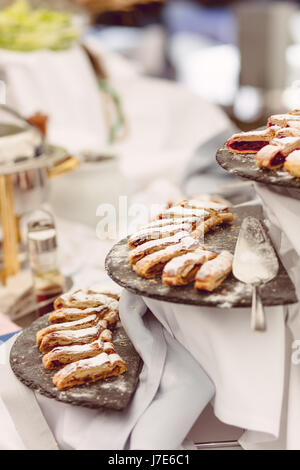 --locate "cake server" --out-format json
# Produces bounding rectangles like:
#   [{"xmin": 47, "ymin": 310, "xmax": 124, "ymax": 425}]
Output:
[{"xmin": 232, "ymin": 216, "xmax": 279, "ymax": 332}]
